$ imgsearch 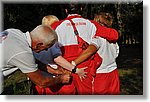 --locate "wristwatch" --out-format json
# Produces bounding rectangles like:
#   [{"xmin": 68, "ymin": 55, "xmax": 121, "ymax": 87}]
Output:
[
  {"xmin": 71, "ymin": 61, "xmax": 77, "ymax": 73},
  {"xmin": 71, "ymin": 61, "xmax": 76, "ymax": 66},
  {"xmin": 72, "ymin": 66, "xmax": 77, "ymax": 73}
]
